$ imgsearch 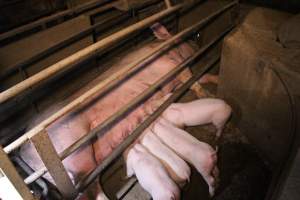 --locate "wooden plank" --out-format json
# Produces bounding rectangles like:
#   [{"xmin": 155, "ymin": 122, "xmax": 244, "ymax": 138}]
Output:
[
  {"xmin": 30, "ymin": 130, "xmax": 77, "ymax": 199},
  {"xmin": 0, "ymin": 146, "xmax": 35, "ymax": 200}
]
